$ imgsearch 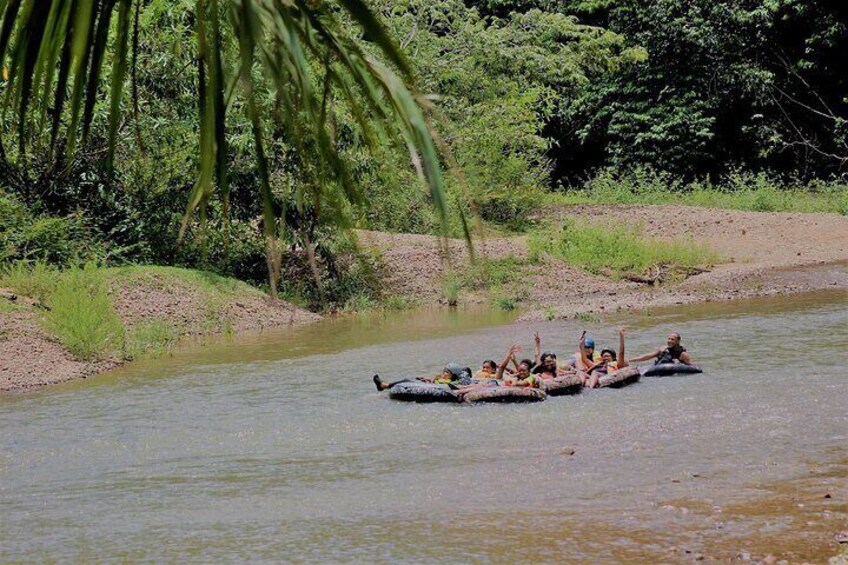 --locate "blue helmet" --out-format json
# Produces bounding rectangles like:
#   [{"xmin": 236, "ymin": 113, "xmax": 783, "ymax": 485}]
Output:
[{"xmin": 584, "ymin": 338, "xmax": 595, "ymax": 348}]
